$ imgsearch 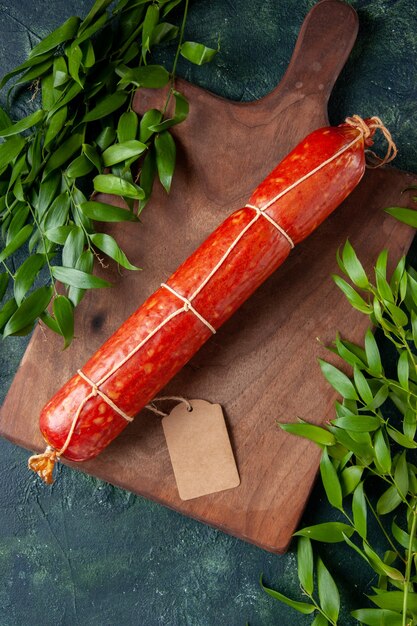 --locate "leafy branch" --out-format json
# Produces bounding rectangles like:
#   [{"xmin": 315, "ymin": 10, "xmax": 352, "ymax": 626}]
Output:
[
  {"xmin": 262, "ymin": 201, "xmax": 417, "ymax": 625},
  {"xmin": 0, "ymin": 0, "xmax": 218, "ymax": 347}
]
